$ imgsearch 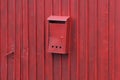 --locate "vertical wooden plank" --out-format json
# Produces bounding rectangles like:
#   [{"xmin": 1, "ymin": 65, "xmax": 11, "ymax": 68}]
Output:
[
  {"xmin": 7, "ymin": 53, "xmax": 14, "ymax": 80},
  {"xmin": 80, "ymin": 0, "xmax": 88, "ymax": 80},
  {"xmin": 61, "ymin": 0, "xmax": 69, "ymax": 80},
  {"xmin": 8, "ymin": 0, "xmax": 15, "ymax": 55},
  {"xmin": 88, "ymin": 0, "xmax": 98, "ymax": 80},
  {"xmin": 28, "ymin": 0, "xmax": 37, "ymax": 80},
  {"xmin": 109, "ymin": 0, "xmax": 115, "ymax": 80},
  {"xmin": 86, "ymin": 0, "xmax": 89, "ymax": 80},
  {"xmin": 70, "ymin": 0, "xmax": 78, "ymax": 79},
  {"xmin": 36, "ymin": 0, "xmax": 45, "ymax": 79},
  {"xmin": 0, "ymin": 18, "xmax": 1, "ymax": 79},
  {"xmin": 97, "ymin": 0, "xmax": 109, "ymax": 80},
  {"xmin": 52, "ymin": 0, "xmax": 62, "ymax": 80},
  {"xmin": 76, "ymin": 0, "xmax": 80, "ymax": 79},
  {"xmin": 21, "ymin": 0, "xmax": 29, "ymax": 80},
  {"xmin": 79, "ymin": 5, "xmax": 86, "ymax": 80},
  {"xmin": 53, "ymin": 53, "xmax": 61, "ymax": 80},
  {"xmin": 0, "ymin": 0, "xmax": 1, "ymax": 79},
  {"xmin": 53, "ymin": 0, "xmax": 59, "ymax": 15},
  {"xmin": 114, "ymin": 0, "xmax": 120, "ymax": 80},
  {"xmin": 0, "ymin": 0, "xmax": 8, "ymax": 79},
  {"xmin": 36, "ymin": 0, "xmax": 45, "ymax": 80},
  {"xmin": 45, "ymin": 0, "xmax": 53, "ymax": 79},
  {"xmin": 7, "ymin": 0, "xmax": 15, "ymax": 79},
  {"xmin": 15, "ymin": 0, "xmax": 22, "ymax": 79},
  {"xmin": 79, "ymin": 0, "xmax": 89, "ymax": 80}
]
